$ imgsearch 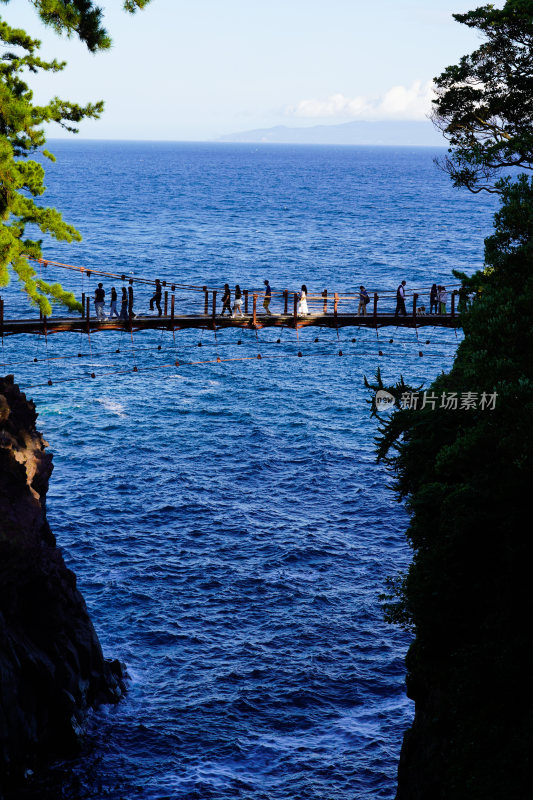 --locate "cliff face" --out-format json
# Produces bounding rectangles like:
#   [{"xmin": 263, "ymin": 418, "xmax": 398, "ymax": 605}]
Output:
[
  {"xmin": 0, "ymin": 375, "xmax": 124, "ymax": 793},
  {"xmin": 383, "ymin": 179, "xmax": 533, "ymax": 799}
]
